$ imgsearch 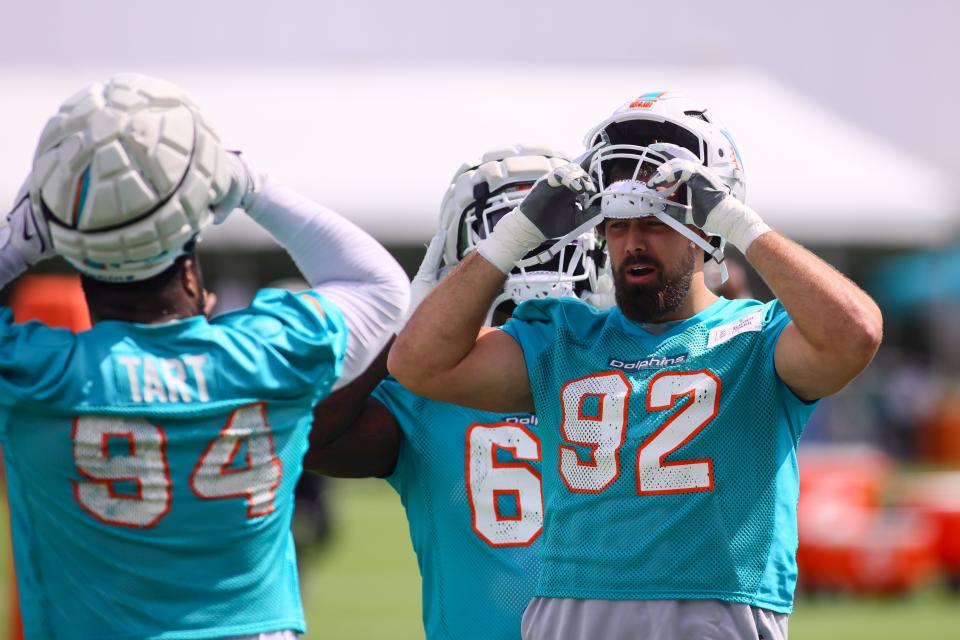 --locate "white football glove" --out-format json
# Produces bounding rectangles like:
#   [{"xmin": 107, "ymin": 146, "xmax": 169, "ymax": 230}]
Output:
[
  {"xmin": 211, "ymin": 151, "xmax": 263, "ymax": 224},
  {"xmin": 3, "ymin": 178, "xmax": 55, "ymax": 266},
  {"xmin": 406, "ymin": 230, "xmax": 446, "ymax": 320},
  {"xmin": 477, "ymin": 160, "xmax": 597, "ymax": 274},
  {"xmin": 647, "ymin": 142, "xmax": 770, "ymax": 254}
]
